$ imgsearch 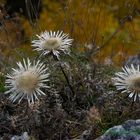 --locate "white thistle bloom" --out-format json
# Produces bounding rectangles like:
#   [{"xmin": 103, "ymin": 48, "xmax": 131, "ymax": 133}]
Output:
[
  {"xmin": 5, "ymin": 59, "xmax": 50, "ymax": 104},
  {"xmin": 31, "ymin": 31, "xmax": 73, "ymax": 58},
  {"xmin": 113, "ymin": 64, "xmax": 140, "ymax": 101}
]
